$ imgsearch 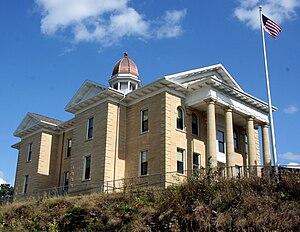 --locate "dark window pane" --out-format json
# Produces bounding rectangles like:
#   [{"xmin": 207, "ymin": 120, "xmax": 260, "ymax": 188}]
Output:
[
  {"xmin": 192, "ymin": 113, "xmax": 199, "ymax": 135},
  {"xmin": 141, "ymin": 110, "xmax": 149, "ymax": 132},
  {"xmin": 84, "ymin": 156, "xmax": 91, "ymax": 180},
  {"xmin": 87, "ymin": 118, "xmax": 94, "ymax": 139},
  {"xmin": 177, "ymin": 108, "xmax": 184, "ymax": 130}
]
